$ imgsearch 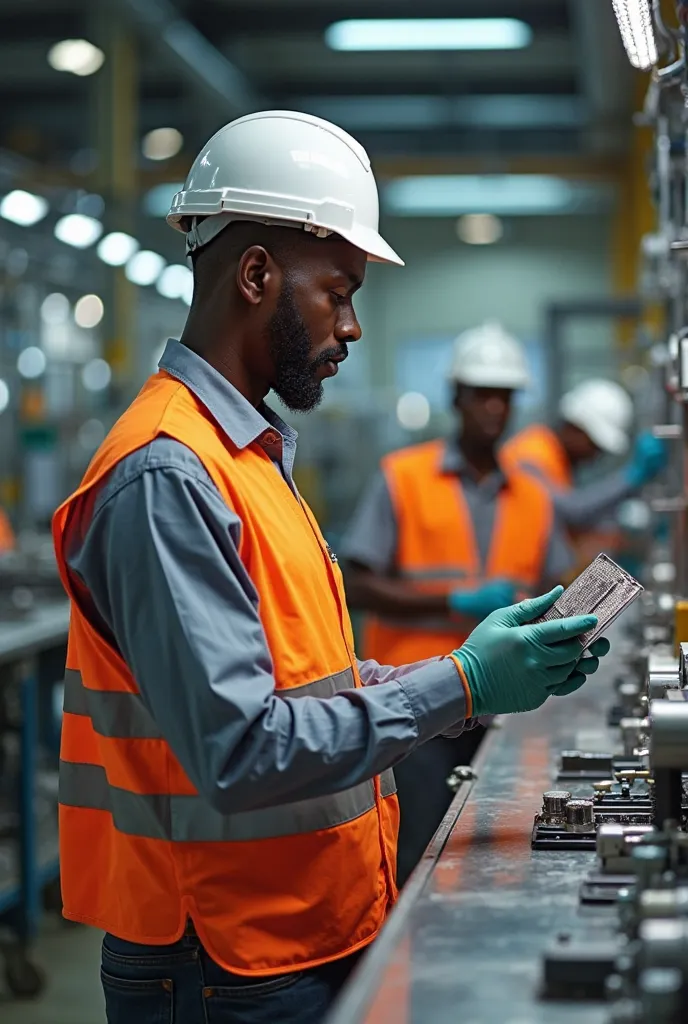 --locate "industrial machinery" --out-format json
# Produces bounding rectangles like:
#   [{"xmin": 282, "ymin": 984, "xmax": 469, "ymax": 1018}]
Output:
[{"xmin": 327, "ymin": 6, "xmax": 688, "ymax": 1023}]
